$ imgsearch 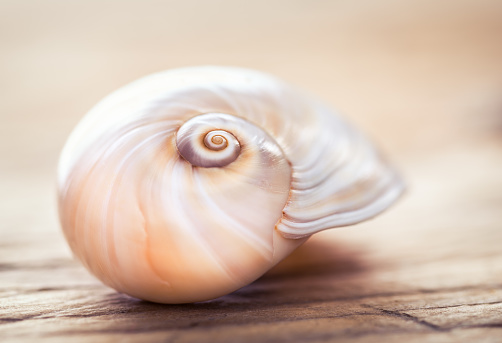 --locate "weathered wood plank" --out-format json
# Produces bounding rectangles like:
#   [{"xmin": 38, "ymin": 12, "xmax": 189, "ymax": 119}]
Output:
[{"xmin": 1, "ymin": 0, "xmax": 502, "ymax": 342}]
